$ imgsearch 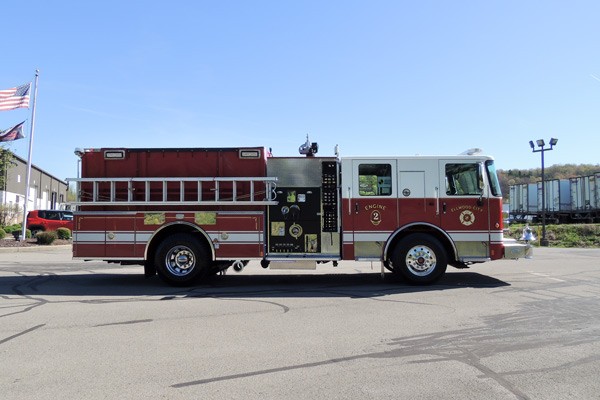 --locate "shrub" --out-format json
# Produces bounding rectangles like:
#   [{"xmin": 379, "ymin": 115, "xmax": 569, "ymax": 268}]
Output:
[
  {"xmin": 56, "ymin": 227, "xmax": 72, "ymax": 240},
  {"xmin": 508, "ymin": 223, "xmax": 600, "ymax": 248},
  {"xmin": 0, "ymin": 228, "xmax": 5, "ymax": 239},
  {"xmin": 26, "ymin": 229, "xmax": 32, "ymax": 239},
  {"xmin": 1, "ymin": 224, "xmax": 22, "ymax": 235},
  {"xmin": 36, "ymin": 231, "xmax": 57, "ymax": 245}
]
